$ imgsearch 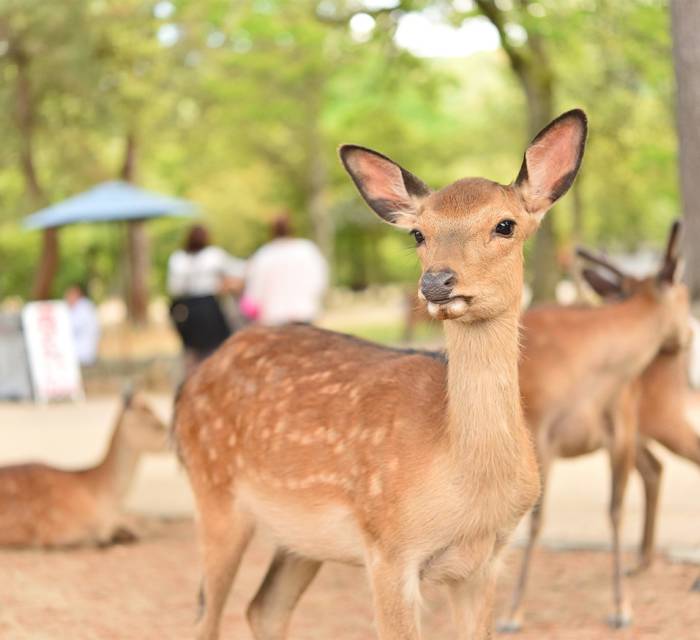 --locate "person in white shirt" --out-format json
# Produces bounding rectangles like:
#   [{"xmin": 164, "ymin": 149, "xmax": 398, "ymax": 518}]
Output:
[
  {"xmin": 64, "ymin": 284, "xmax": 100, "ymax": 366},
  {"xmin": 241, "ymin": 214, "xmax": 328, "ymax": 326},
  {"xmin": 167, "ymin": 225, "xmax": 246, "ymax": 374}
]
